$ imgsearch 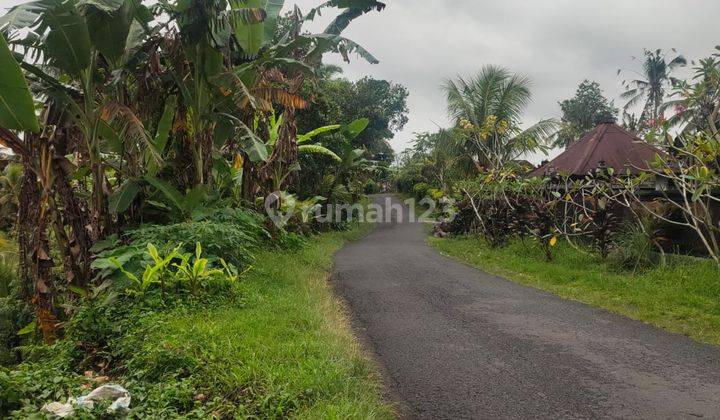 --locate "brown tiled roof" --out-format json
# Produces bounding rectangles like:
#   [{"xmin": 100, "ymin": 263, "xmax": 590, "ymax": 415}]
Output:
[{"xmin": 529, "ymin": 123, "xmax": 664, "ymax": 177}]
